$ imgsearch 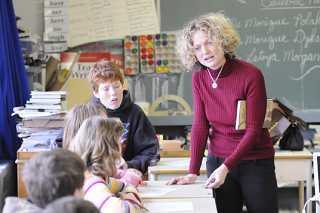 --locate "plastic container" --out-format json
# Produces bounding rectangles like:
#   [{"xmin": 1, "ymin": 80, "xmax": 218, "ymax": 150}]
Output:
[
  {"xmin": 135, "ymin": 101, "xmax": 150, "ymax": 115},
  {"xmin": 20, "ymin": 41, "xmax": 40, "ymax": 55}
]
